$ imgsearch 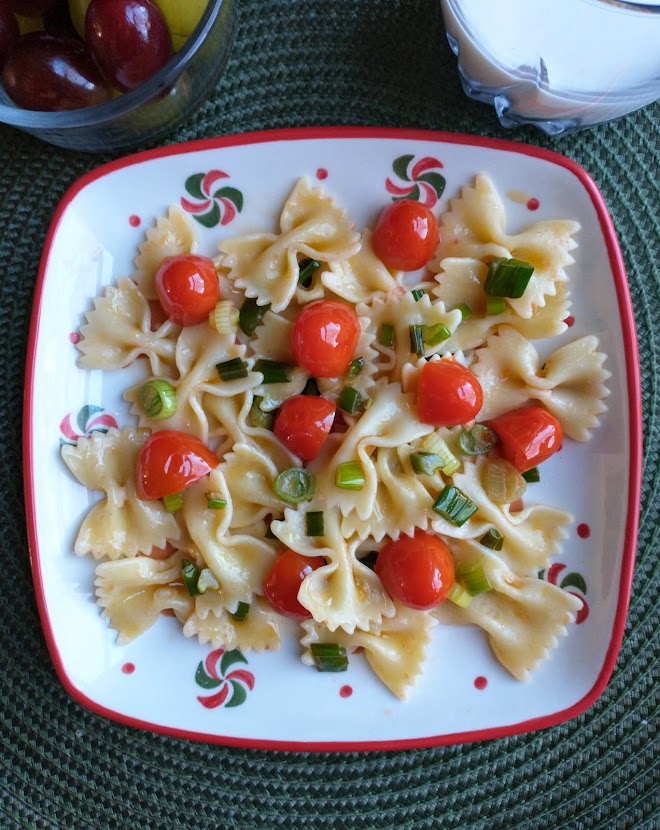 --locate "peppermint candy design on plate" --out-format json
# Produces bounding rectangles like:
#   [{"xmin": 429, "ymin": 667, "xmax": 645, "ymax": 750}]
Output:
[
  {"xmin": 195, "ymin": 648, "xmax": 255, "ymax": 709},
  {"xmin": 180, "ymin": 170, "xmax": 243, "ymax": 228},
  {"xmin": 539, "ymin": 563, "xmax": 589, "ymax": 624},
  {"xmin": 385, "ymin": 154, "xmax": 446, "ymax": 207},
  {"xmin": 59, "ymin": 405, "xmax": 118, "ymax": 446}
]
